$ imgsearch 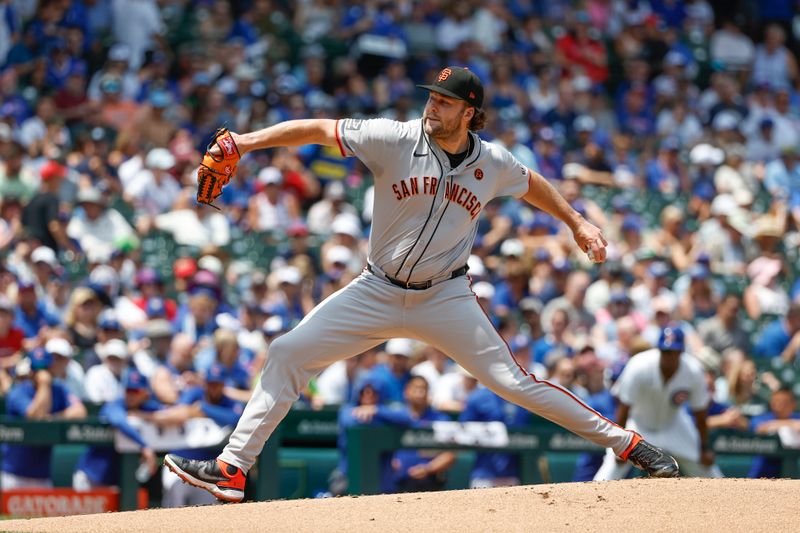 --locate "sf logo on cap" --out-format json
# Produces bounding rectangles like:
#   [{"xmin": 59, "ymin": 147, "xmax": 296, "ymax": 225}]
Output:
[{"xmin": 437, "ymin": 68, "xmax": 452, "ymax": 82}]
